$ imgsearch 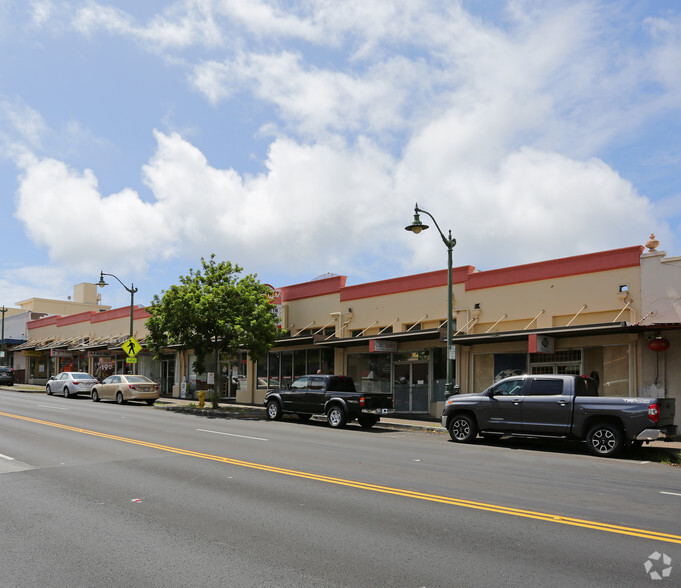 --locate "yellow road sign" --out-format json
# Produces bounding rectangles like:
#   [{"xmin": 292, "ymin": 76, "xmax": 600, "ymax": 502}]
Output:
[
  {"xmin": 122, "ymin": 337, "xmax": 142, "ymax": 358},
  {"xmin": 125, "ymin": 357, "xmax": 138, "ymax": 364}
]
